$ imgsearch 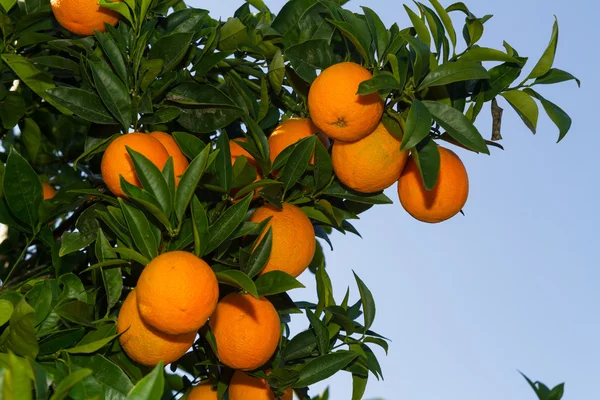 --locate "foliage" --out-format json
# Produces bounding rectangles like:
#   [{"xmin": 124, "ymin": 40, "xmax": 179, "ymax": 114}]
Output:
[{"xmin": 0, "ymin": 0, "xmax": 577, "ymax": 398}]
